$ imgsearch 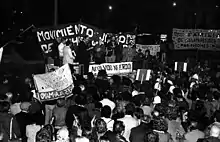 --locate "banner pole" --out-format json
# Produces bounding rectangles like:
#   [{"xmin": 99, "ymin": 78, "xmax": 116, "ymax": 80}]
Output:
[{"xmin": 54, "ymin": 0, "xmax": 58, "ymax": 26}]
